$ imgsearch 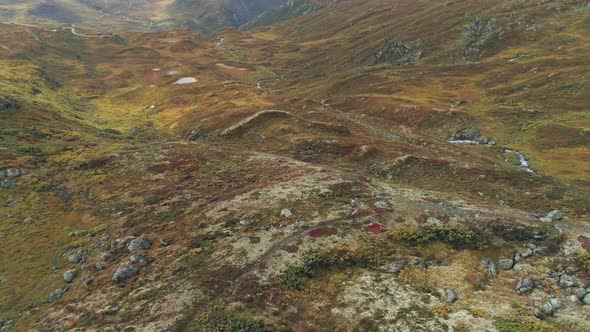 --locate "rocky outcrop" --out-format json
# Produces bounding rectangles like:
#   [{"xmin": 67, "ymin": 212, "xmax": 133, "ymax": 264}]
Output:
[
  {"xmin": 461, "ymin": 17, "xmax": 498, "ymax": 62},
  {"xmin": 370, "ymin": 40, "xmax": 422, "ymax": 66},
  {"xmin": 450, "ymin": 128, "xmax": 495, "ymax": 145},
  {"xmin": 0, "ymin": 96, "xmax": 17, "ymax": 111}
]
